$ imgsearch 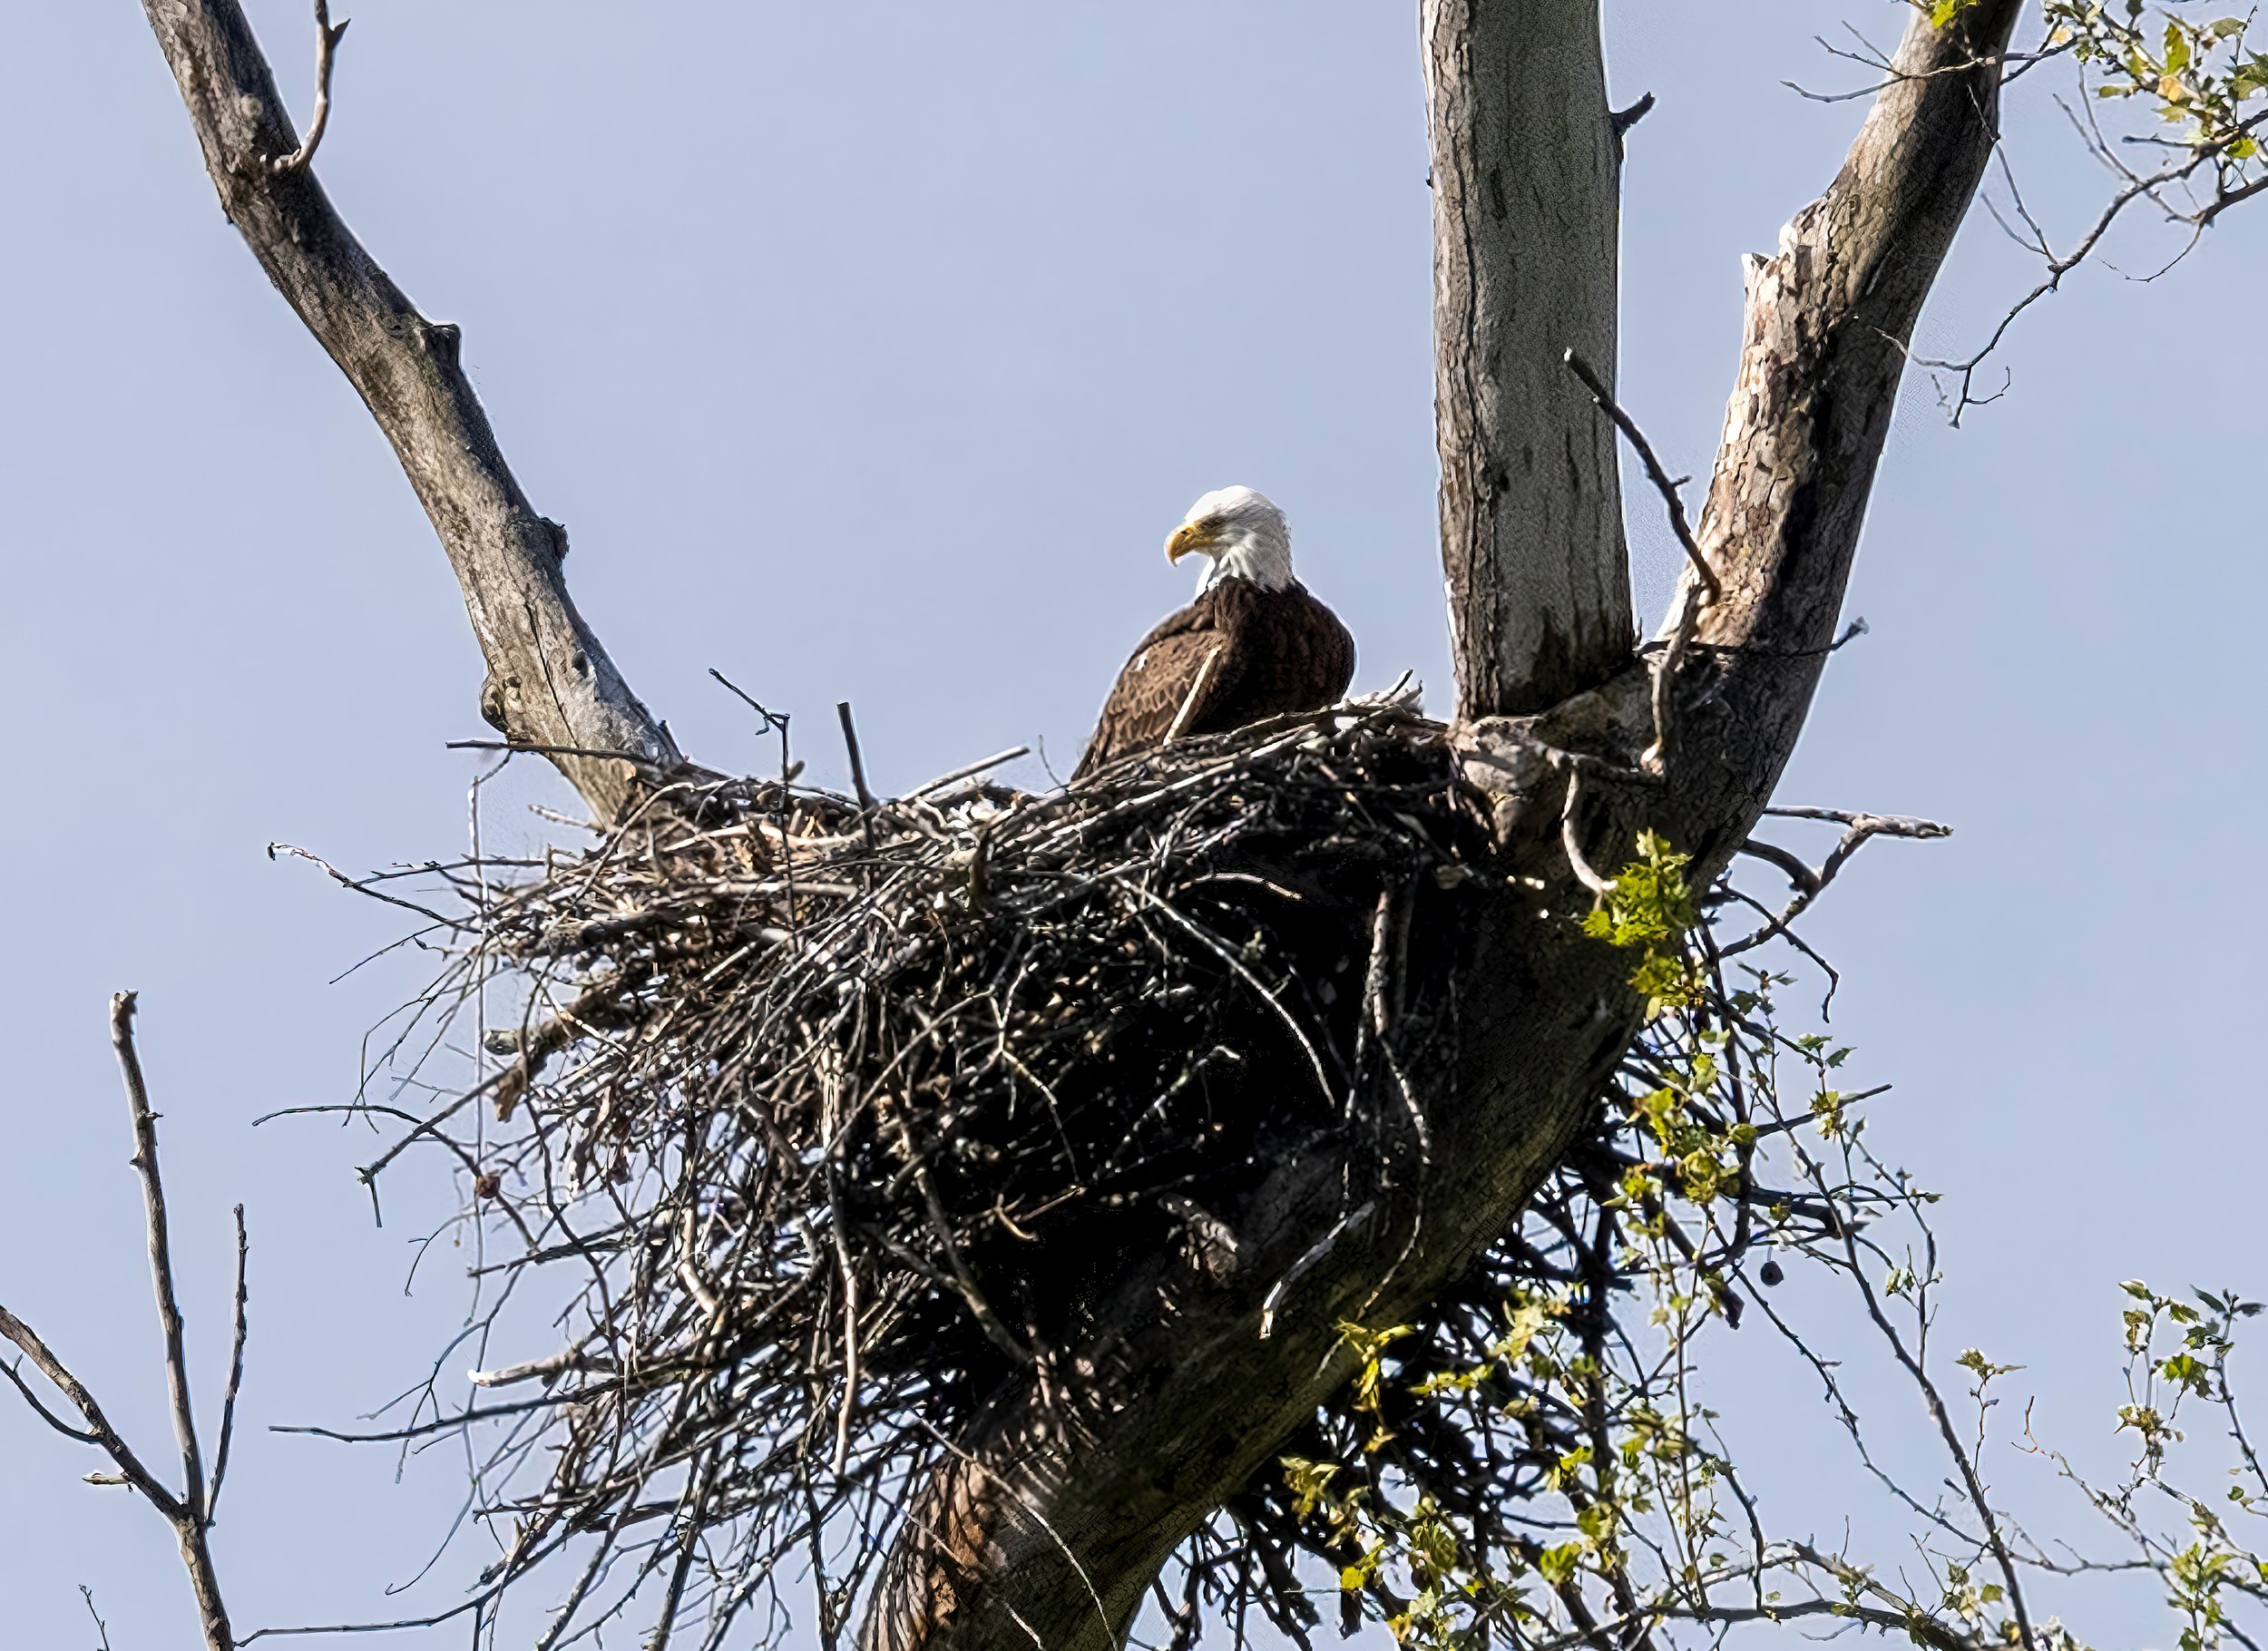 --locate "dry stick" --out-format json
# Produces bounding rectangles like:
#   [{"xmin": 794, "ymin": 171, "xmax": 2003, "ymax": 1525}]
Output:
[
  {"xmin": 1725, "ymin": 809, "xmax": 1952, "ymax": 957},
  {"xmin": 0, "ymin": 1000, "xmax": 239, "ymax": 1649},
  {"xmin": 270, "ymin": 0, "xmax": 347, "ymax": 175},
  {"xmin": 906, "ymin": 747, "xmax": 1030, "ymax": 799},
  {"xmin": 1561, "ymin": 351, "xmax": 1716, "ymax": 601},
  {"xmin": 114, "ymin": 1000, "xmax": 210, "ymax": 1500},
  {"xmin": 836, "ymin": 701, "xmax": 881, "ymax": 855},
  {"xmin": 816, "ymin": 1056, "xmax": 864, "ymax": 1475},
  {"xmin": 441, "ymin": 738, "xmax": 685, "ymax": 774},
  {"xmin": 206, "ymin": 1206, "xmax": 251, "ymax": 1524},
  {"xmin": 82, "ymin": 1586, "xmax": 115, "ymax": 1651},
  {"xmin": 1562, "ymin": 347, "xmax": 1720, "ymax": 774},
  {"xmin": 111, "ymin": 993, "xmax": 237, "ymax": 1650},
  {"xmin": 0, "ymin": 1304, "xmax": 179, "ymax": 1509},
  {"xmin": 1164, "ymin": 645, "xmax": 1225, "ymax": 747},
  {"xmin": 1558, "ymin": 765, "xmax": 1619, "ymax": 898}
]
